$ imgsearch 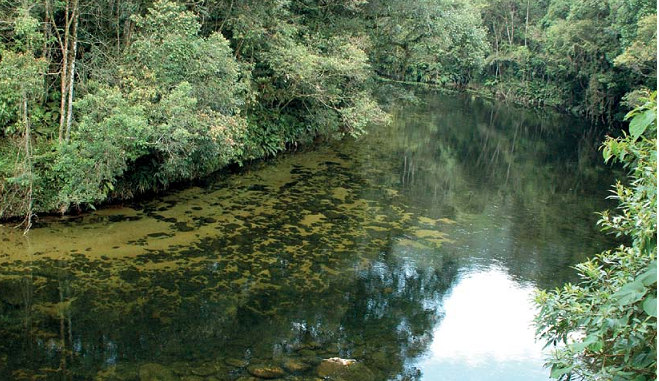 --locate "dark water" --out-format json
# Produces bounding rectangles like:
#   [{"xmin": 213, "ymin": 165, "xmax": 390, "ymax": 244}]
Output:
[{"xmin": 0, "ymin": 92, "xmax": 618, "ymax": 380}]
